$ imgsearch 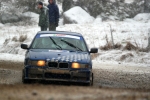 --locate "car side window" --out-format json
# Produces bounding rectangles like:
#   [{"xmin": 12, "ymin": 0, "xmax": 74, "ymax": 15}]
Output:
[{"xmin": 32, "ymin": 37, "xmax": 53, "ymax": 49}]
